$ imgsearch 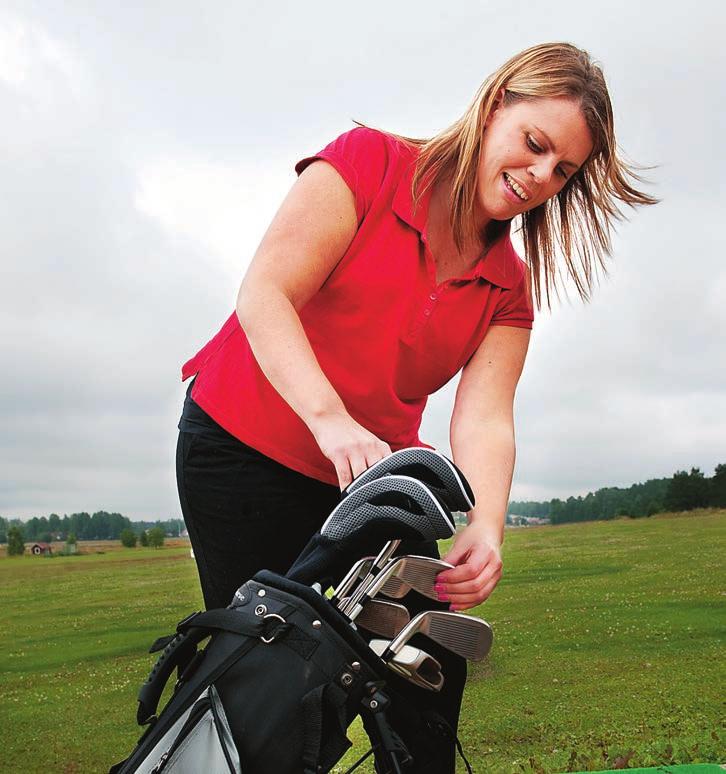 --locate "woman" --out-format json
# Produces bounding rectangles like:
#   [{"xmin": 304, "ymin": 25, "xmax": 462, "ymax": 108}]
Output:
[{"xmin": 177, "ymin": 43, "xmax": 655, "ymax": 771}]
